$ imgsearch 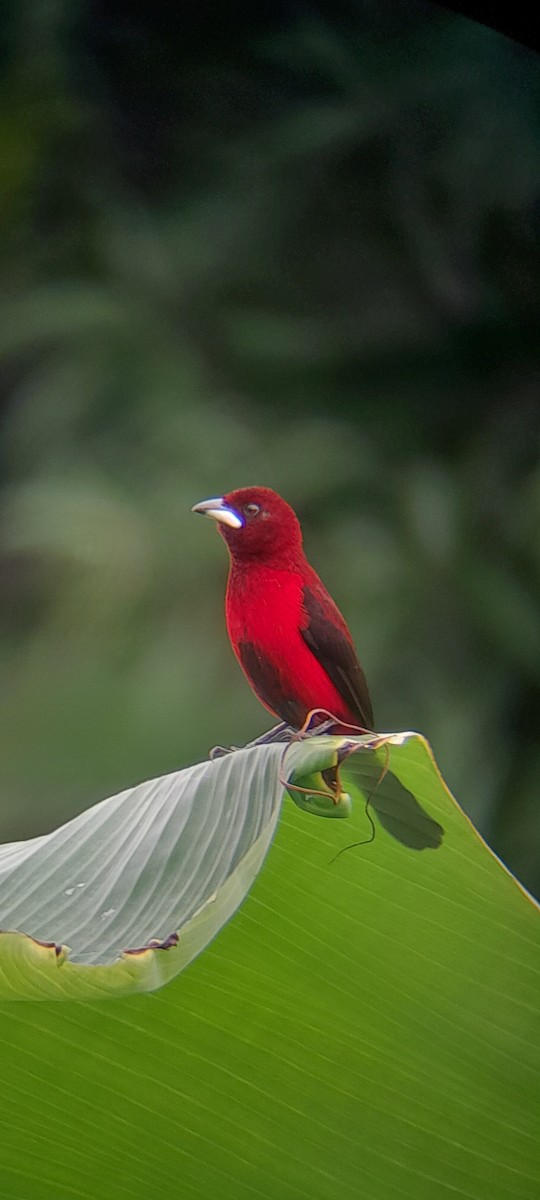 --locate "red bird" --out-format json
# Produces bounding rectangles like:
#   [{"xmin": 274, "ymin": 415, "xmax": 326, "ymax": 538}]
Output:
[{"xmin": 192, "ymin": 486, "xmax": 374, "ymax": 733}]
